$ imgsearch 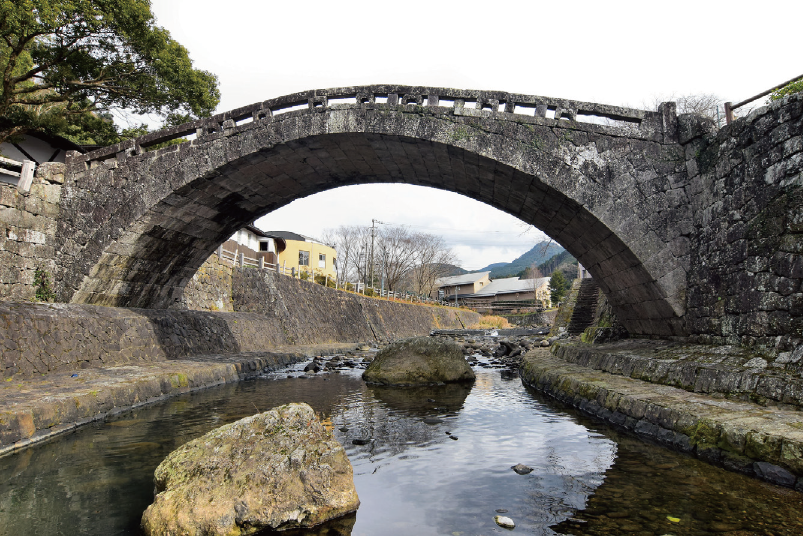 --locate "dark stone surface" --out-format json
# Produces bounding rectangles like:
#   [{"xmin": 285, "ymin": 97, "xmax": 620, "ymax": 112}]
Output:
[{"xmin": 683, "ymin": 94, "xmax": 803, "ymax": 353}]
